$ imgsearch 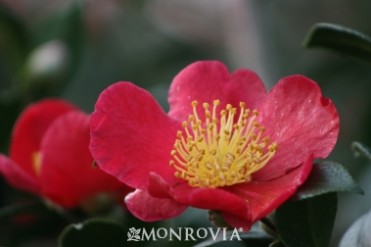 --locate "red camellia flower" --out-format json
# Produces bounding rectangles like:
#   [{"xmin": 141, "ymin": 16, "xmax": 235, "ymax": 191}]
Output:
[
  {"xmin": 90, "ymin": 61, "xmax": 339, "ymax": 230},
  {"xmin": 0, "ymin": 99, "xmax": 126, "ymax": 208}
]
